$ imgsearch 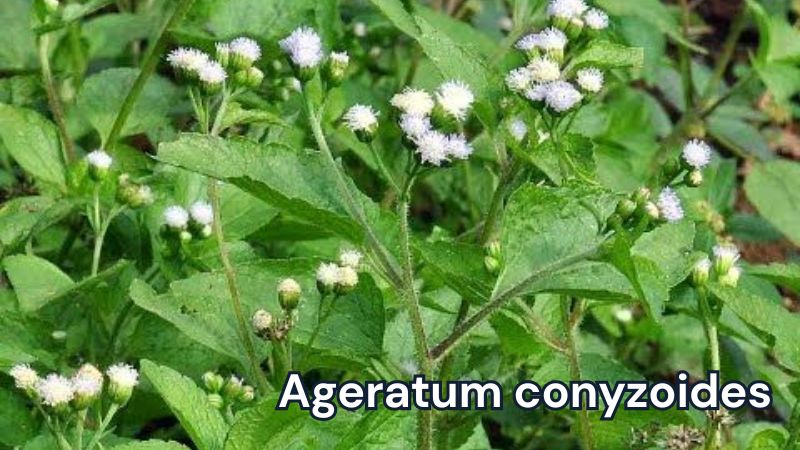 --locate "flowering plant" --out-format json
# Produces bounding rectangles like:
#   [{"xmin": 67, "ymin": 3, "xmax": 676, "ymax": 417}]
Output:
[{"xmin": 0, "ymin": 0, "xmax": 799, "ymax": 449}]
